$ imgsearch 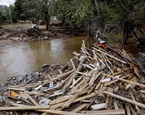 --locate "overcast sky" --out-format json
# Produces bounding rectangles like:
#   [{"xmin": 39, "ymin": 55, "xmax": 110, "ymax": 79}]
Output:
[{"xmin": 0, "ymin": 0, "xmax": 15, "ymax": 6}]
